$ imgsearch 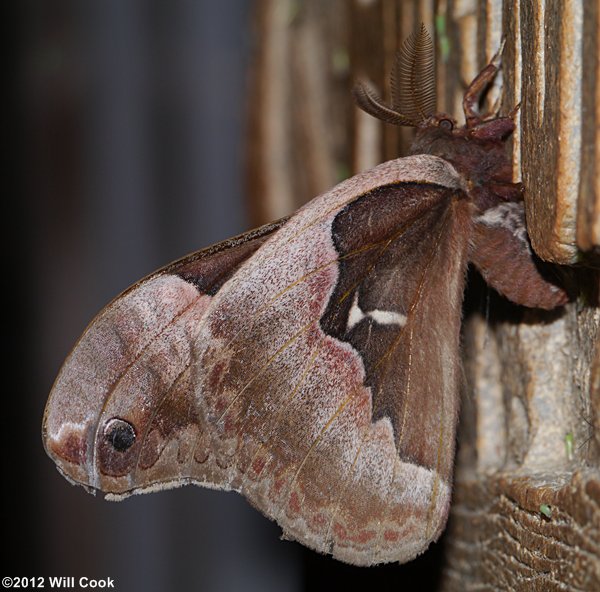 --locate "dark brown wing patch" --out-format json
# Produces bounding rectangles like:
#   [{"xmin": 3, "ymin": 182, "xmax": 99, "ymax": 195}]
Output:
[
  {"xmin": 319, "ymin": 182, "xmax": 469, "ymax": 478},
  {"xmin": 166, "ymin": 217, "xmax": 288, "ymax": 295}
]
